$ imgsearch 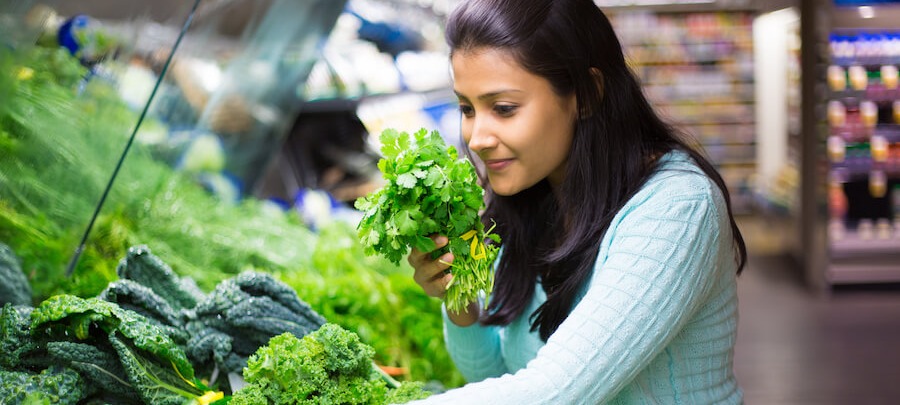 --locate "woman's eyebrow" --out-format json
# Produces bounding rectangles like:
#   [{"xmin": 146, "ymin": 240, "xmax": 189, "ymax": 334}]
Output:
[{"xmin": 454, "ymin": 89, "xmax": 524, "ymax": 101}]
